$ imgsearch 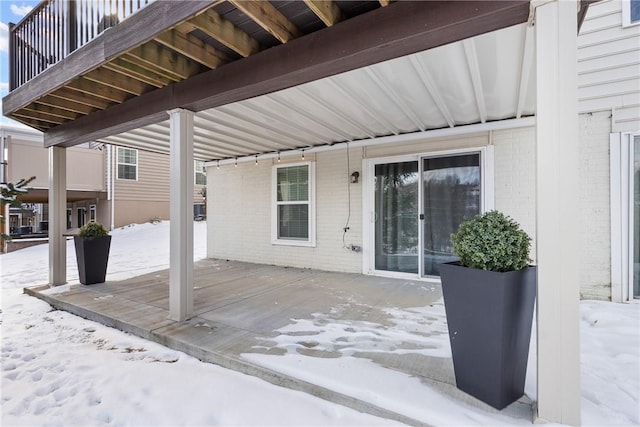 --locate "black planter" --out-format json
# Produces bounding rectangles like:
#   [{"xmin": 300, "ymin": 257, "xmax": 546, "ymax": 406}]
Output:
[
  {"xmin": 74, "ymin": 235, "xmax": 111, "ymax": 285},
  {"xmin": 439, "ymin": 262, "xmax": 536, "ymax": 410}
]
